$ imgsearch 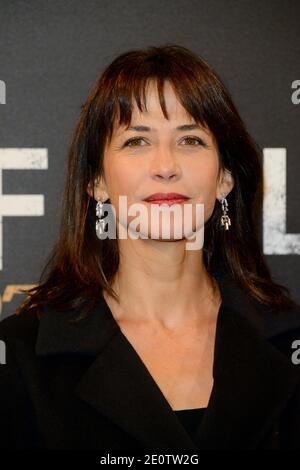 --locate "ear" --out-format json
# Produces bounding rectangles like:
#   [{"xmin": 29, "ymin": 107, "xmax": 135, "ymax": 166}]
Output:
[
  {"xmin": 216, "ymin": 169, "xmax": 234, "ymax": 201},
  {"xmin": 86, "ymin": 175, "xmax": 109, "ymax": 202}
]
